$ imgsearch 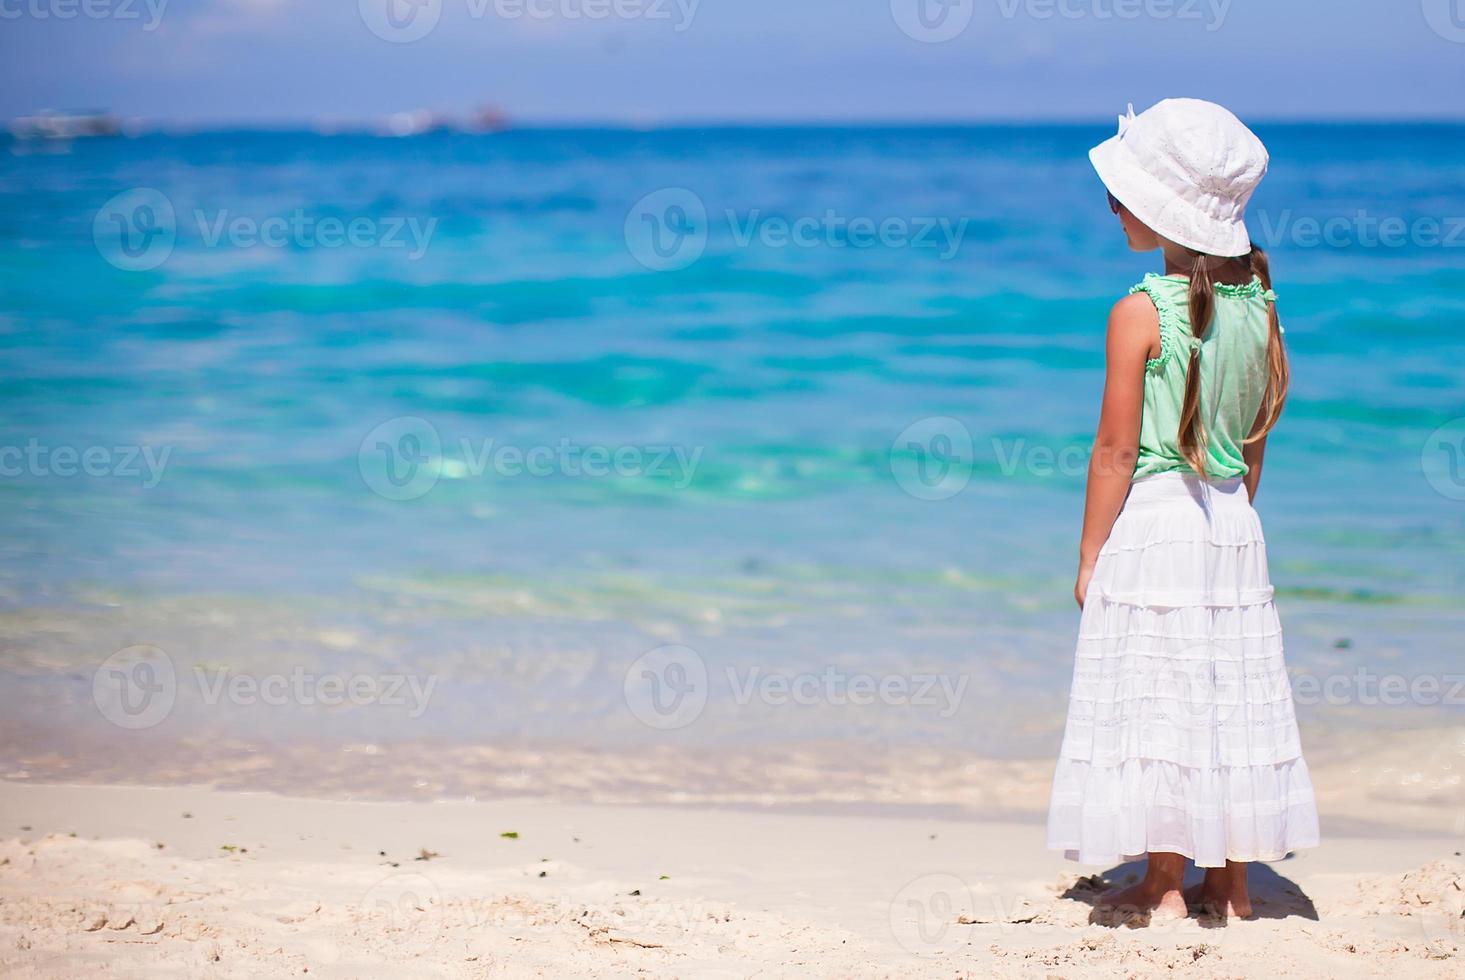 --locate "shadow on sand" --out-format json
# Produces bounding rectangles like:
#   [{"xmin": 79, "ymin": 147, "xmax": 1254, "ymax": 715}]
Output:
[{"xmin": 1058, "ymin": 855, "xmax": 1319, "ymax": 929}]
